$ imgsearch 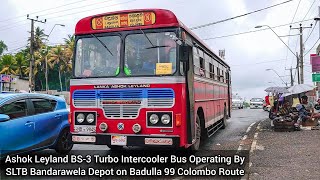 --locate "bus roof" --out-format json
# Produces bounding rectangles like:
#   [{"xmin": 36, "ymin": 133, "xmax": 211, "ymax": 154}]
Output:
[{"xmin": 75, "ymin": 9, "xmax": 229, "ymax": 68}]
